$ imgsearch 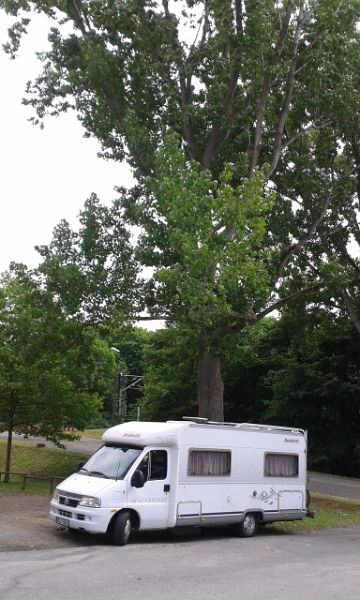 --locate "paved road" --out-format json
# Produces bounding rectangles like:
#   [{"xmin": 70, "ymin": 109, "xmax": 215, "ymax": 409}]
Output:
[
  {"xmin": 307, "ymin": 473, "xmax": 360, "ymax": 502},
  {"xmin": 2, "ymin": 432, "xmax": 360, "ymax": 501},
  {"xmin": 0, "ymin": 432, "xmax": 103, "ymax": 455},
  {"xmin": 0, "ymin": 527, "xmax": 359, "ymax": 600}
]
